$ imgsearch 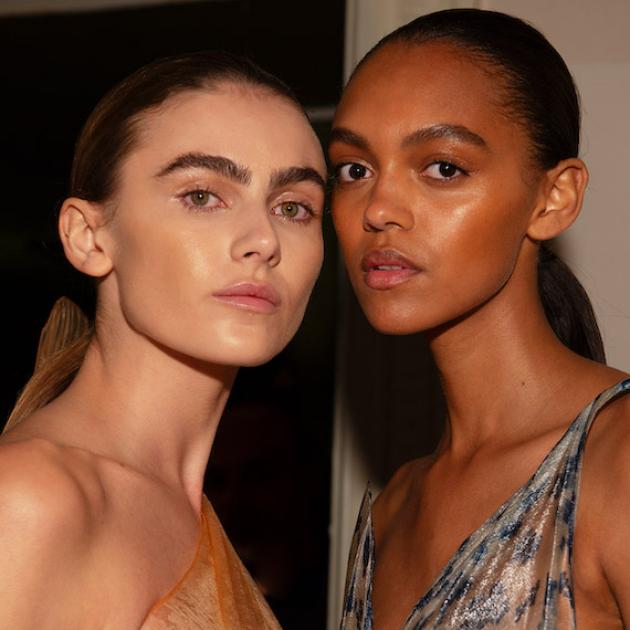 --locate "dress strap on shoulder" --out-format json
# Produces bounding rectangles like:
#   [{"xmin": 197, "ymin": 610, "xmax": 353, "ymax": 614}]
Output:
[{"xmin": 581, "ymin": 378, "xmax": 630, "ymax": 438}]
